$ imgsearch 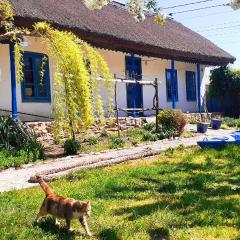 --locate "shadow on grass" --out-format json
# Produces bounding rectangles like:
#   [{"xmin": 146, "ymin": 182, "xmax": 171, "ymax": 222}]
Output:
[
  {"xmin": 35, "ymin": 218, "xmax": 82, "ymax": 240},
  {"xmin": 99, "ymin": 228, "xmax": 120, "ymax": 240},
  {"xmin": 148, "ymin": 227, "xmax": 170, "ymax": 240}
]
